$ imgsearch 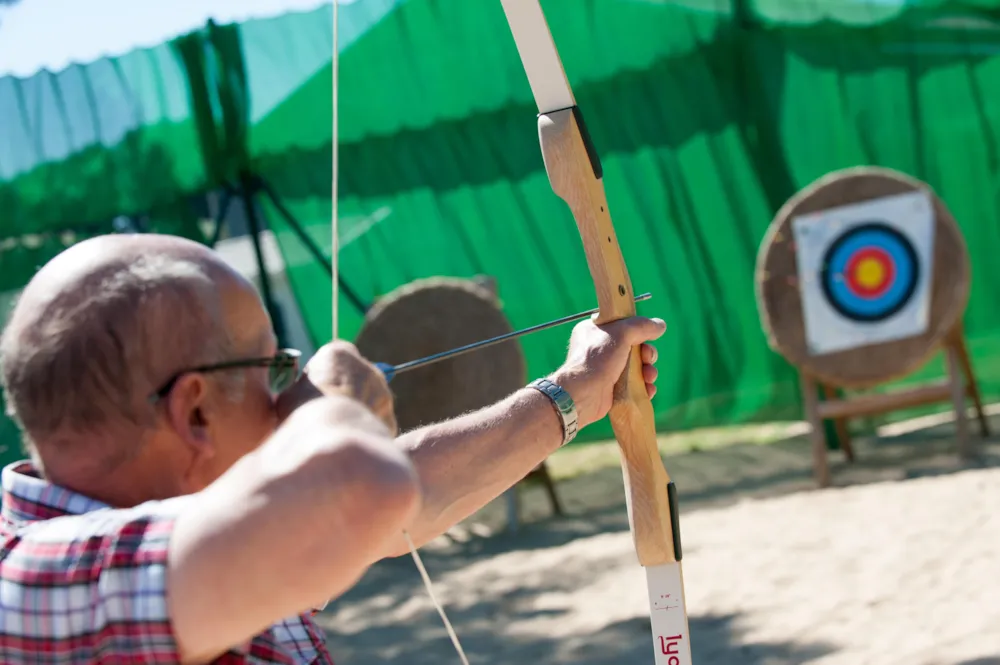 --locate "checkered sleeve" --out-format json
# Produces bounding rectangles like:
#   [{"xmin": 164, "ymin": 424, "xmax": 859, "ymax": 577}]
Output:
[{"xmin": 0, "ymin": 496, "xmax": 192, "ymax": 663}]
